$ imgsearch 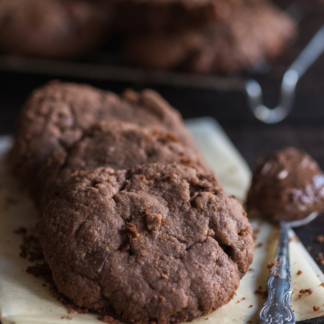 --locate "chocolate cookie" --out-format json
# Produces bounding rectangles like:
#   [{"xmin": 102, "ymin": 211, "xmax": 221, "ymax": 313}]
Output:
[
  {"xmin": 124, "ymin": 2, "xmax": 296, "ymax": 73},
  {"xmin": 39, "ymin": 163, "xmax": 254, "ymax": 323},
  {"xmin": 40, "ymin": 120, "xmax": 211, "ymax": 210},
  {"xmin": 9, "ymin": 81, "xmax": 197, "ymax": 204},
  {"xmin": 0, "ymin": 0, "xmax": 113, "ymax": 59},
  {"xmin": 247, "ymin": 148, "xmax": 324, "ymax": 221}
]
